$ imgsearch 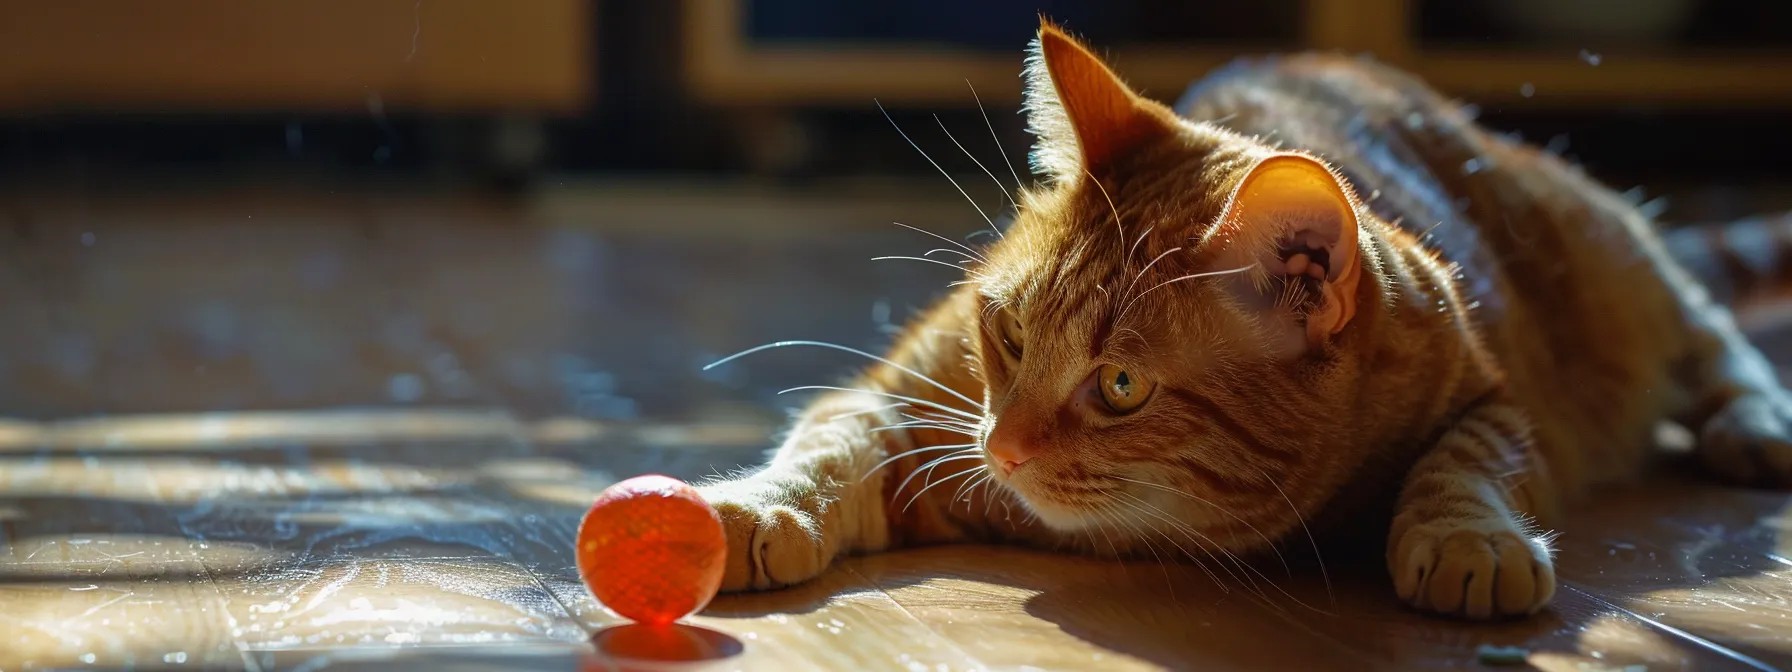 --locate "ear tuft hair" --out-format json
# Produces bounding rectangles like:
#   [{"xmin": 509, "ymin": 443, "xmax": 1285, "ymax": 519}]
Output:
[{"xmin": 1021, "ymin": 28, "xmax": 1078, "ymax": 182}]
